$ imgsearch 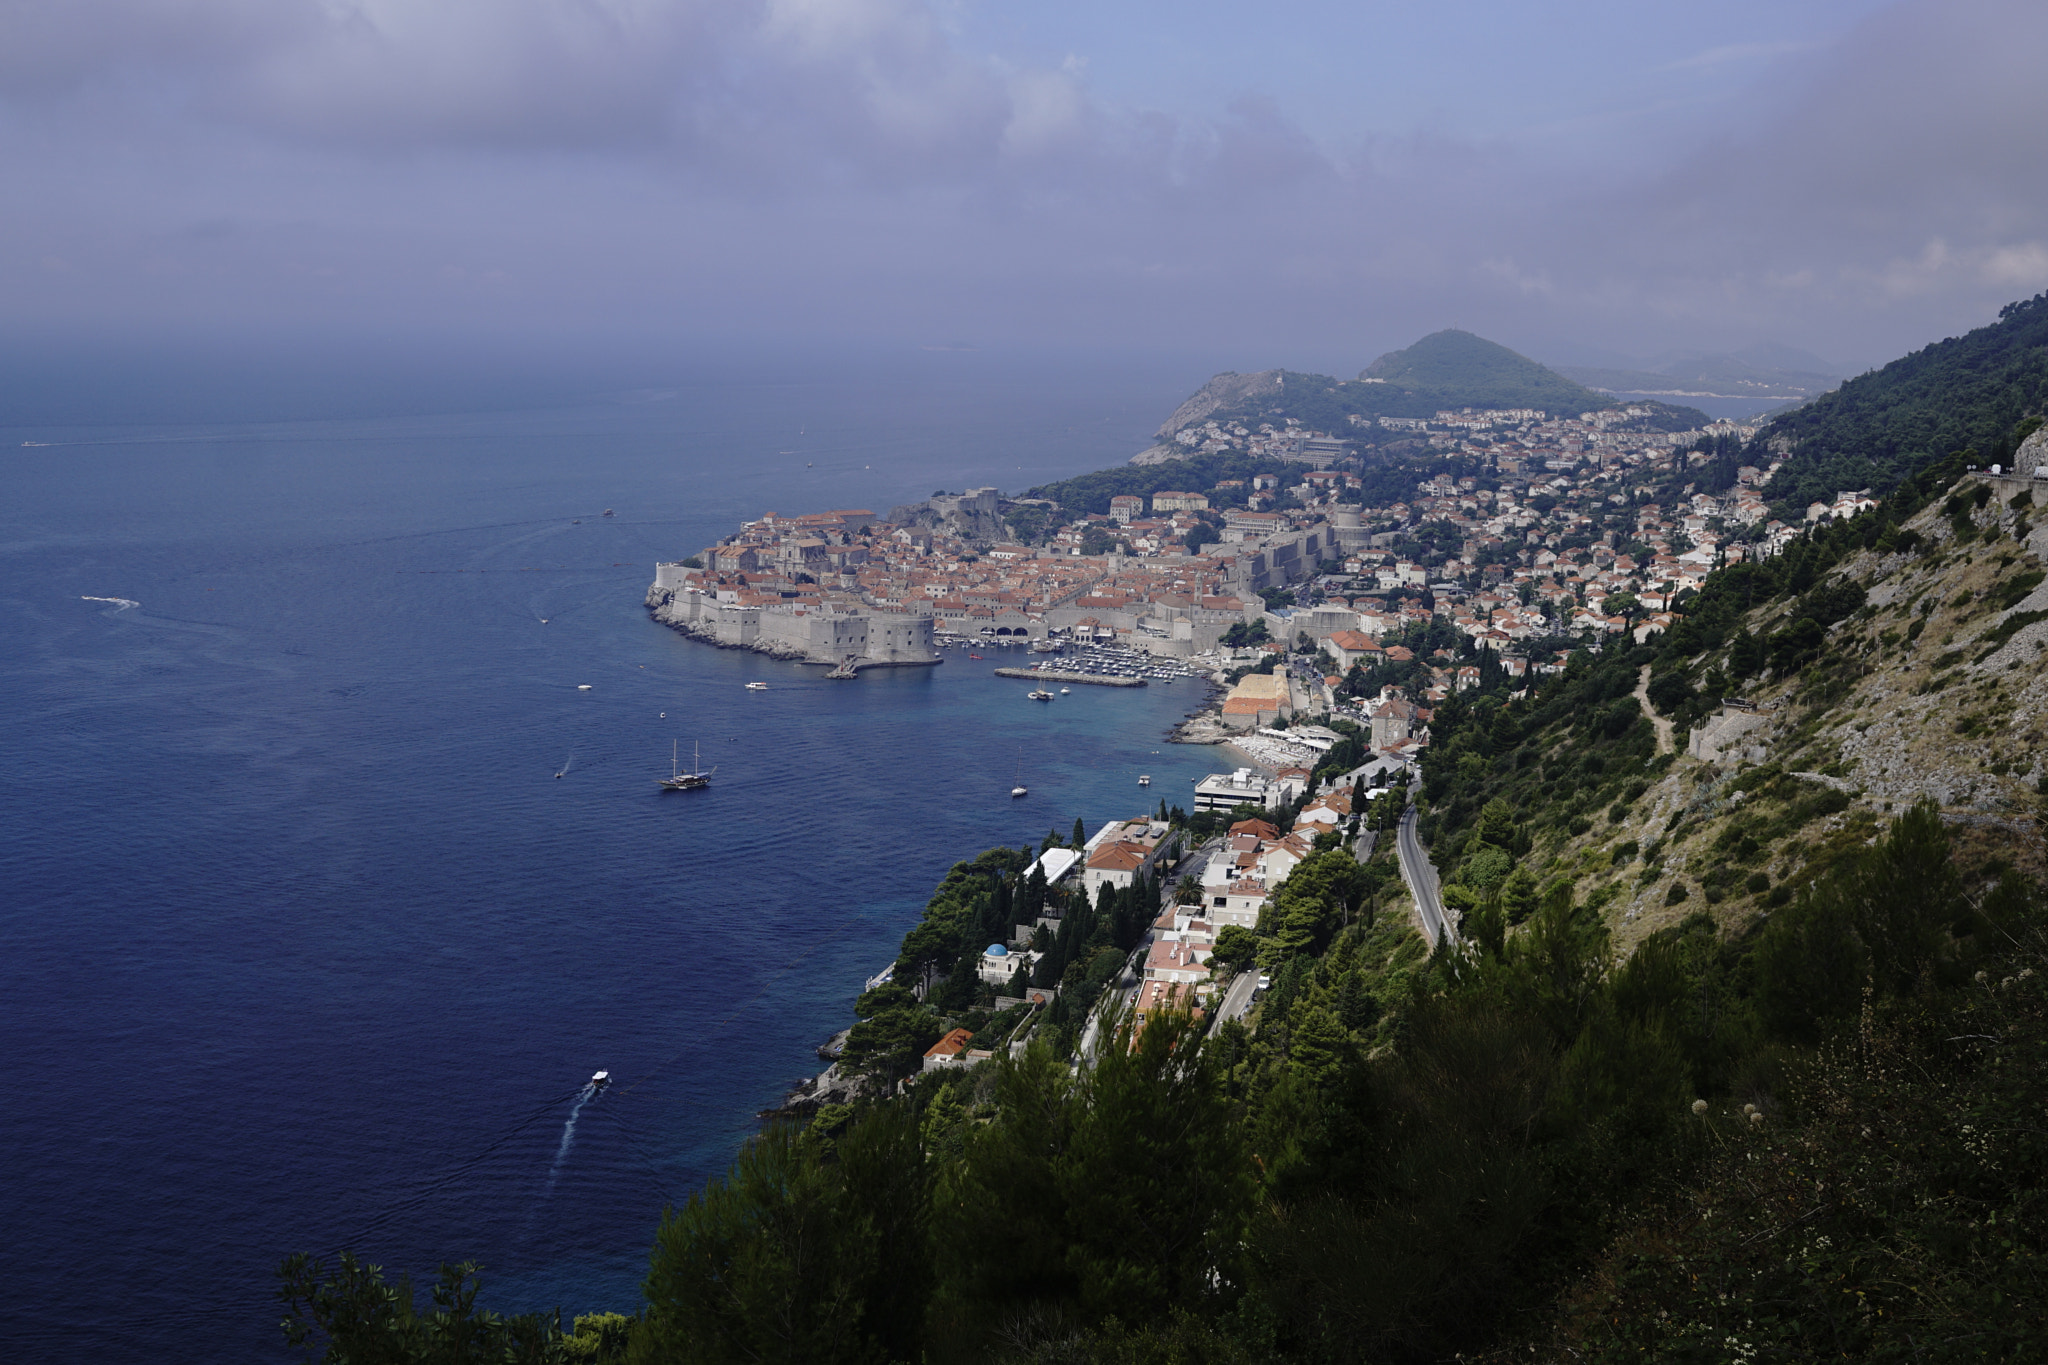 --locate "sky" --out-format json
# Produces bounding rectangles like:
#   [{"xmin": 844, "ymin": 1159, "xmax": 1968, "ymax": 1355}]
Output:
[{"xmin": 4, "ymin": 0, "xmax": 2047, "ymax": 377}]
